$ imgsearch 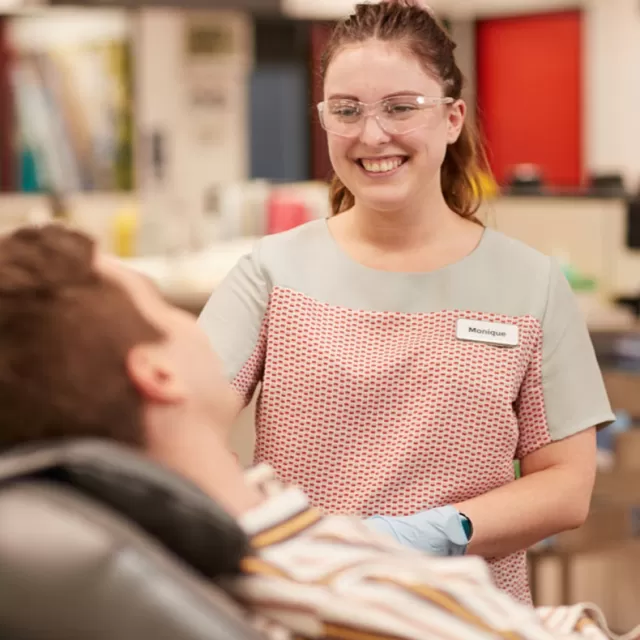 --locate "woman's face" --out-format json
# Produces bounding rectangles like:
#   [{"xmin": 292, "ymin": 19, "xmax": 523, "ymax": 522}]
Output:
[{"xmin": 323, "ymin": 39, "xmax": 465, "ymax": 213}]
